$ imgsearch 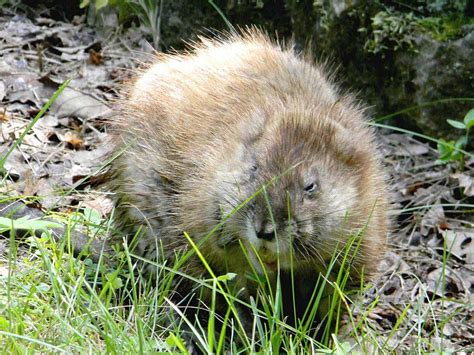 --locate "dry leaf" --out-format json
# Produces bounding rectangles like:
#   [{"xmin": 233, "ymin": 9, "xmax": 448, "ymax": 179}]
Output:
[
  {"xmin": 79, "ymin": 194, "xmax": 113, "ymax": 217},
  {"xmin": 0, "ymin": 80, "xmax": 6, "ymax": 101},
  {"xmin": 420, "ymin": 205, "xmax": 446, "ymax": 236},
  {"xmin": 441, "ymin": 229, "xmax": 474, "ymax": 264},
  {"xmin": 89, "ymin": 49, "xmax": 104, "ymax": 65},
  {"xmin": 393, "ymin": 143, "xmax": 429, "ymax": 156},
  {"xmin": 451, "ymin": 172, "xmax": 474, "ymax": 197},
  {"xmin": 63, "ymin": 131, "xmax": 83, "ymax": 149},
  {"xmin": 51, "ymin": 87, "xmax": 108, "ymax": 119},
  {"xmin": 0, "ymin": 108, "xmax": 10, "ymax": 122}
]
